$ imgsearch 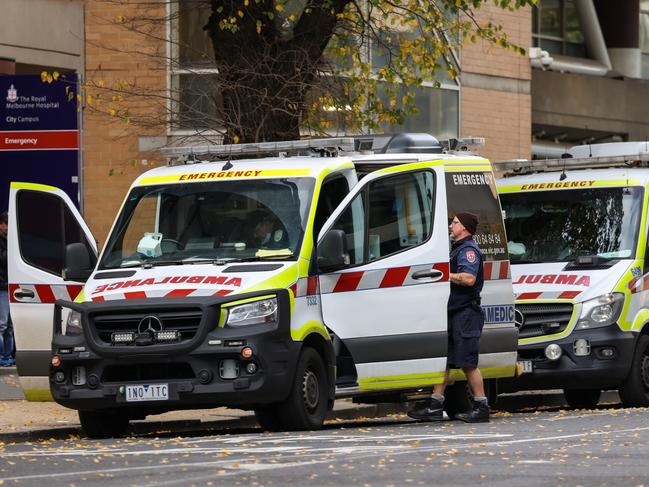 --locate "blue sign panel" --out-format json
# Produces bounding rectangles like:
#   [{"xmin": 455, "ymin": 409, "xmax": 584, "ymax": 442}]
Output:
[{"xmin": 0, "ymin": 74, "xmax": 80, "ymax": 211}]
